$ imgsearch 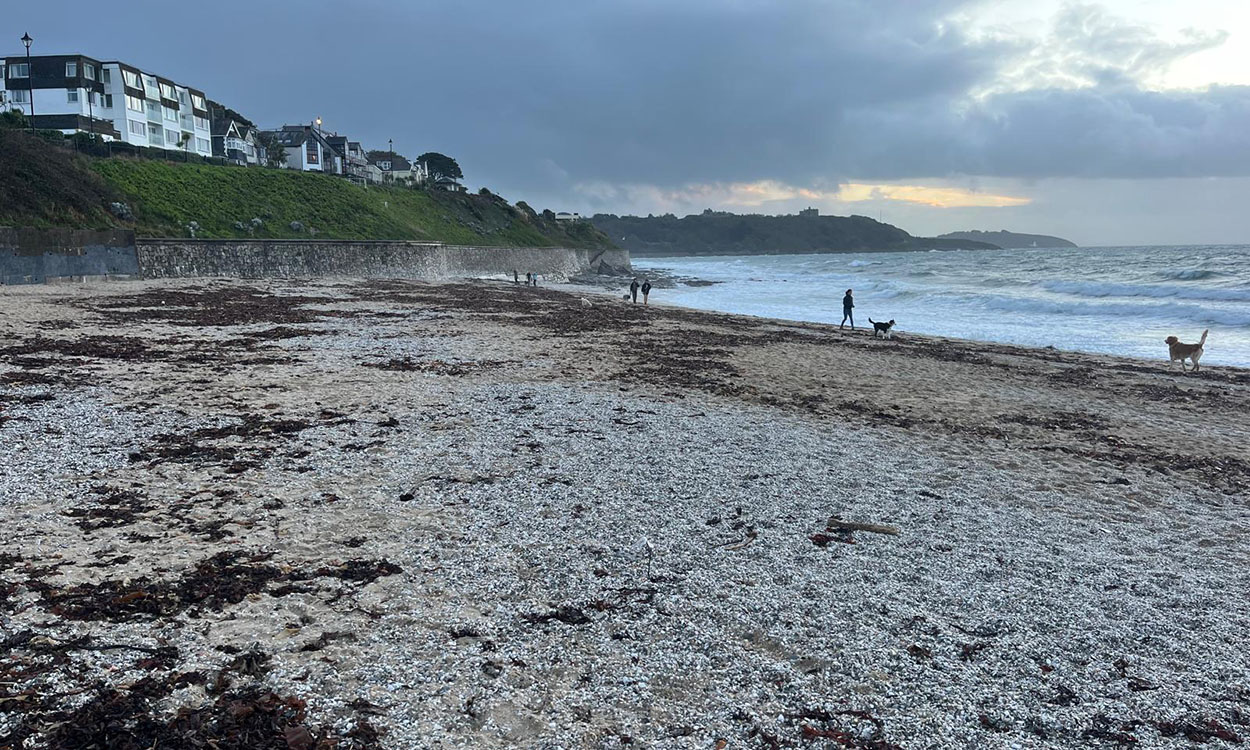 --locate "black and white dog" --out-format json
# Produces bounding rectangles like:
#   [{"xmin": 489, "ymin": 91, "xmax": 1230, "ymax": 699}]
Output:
[{"xmin": 868, "ymin": 318, "xmax": 896, "ymax": 339}]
